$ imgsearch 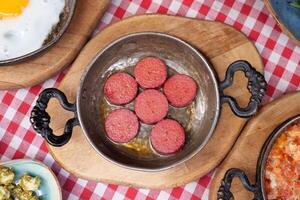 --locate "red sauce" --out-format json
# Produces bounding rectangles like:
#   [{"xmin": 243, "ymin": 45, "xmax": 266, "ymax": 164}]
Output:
[{"xmin": 264, "ymin": 124, "xmax": 300, "ymax": 199}]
